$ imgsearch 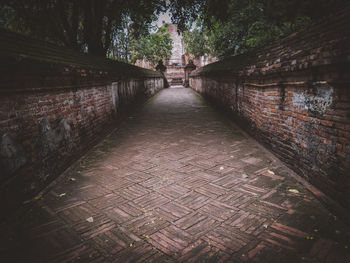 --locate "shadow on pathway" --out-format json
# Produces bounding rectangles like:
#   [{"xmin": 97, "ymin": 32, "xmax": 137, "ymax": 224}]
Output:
[{"xmin": 1, "ymin": 87, "xmax": 349, "ymax": 262}]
